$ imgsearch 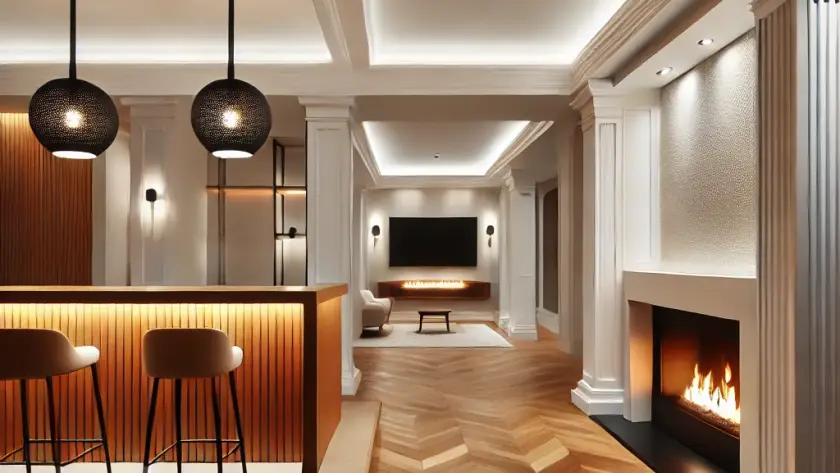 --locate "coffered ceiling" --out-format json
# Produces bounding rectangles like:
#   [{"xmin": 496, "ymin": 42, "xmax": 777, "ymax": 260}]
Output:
[
  {"xmin": 0, "ymin": 0, "xmax": 663, "ymax": 96},
  {"xmin": 365, "ymin": 0, "xmax": 627, "ymax": 66},
  {"xmin": 363, "ymin": 121, "xmax": 530, "ymax": 176},
  {"xmin": 0, "ymin": 0, "xmax": 331, "ymax": 64}
]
